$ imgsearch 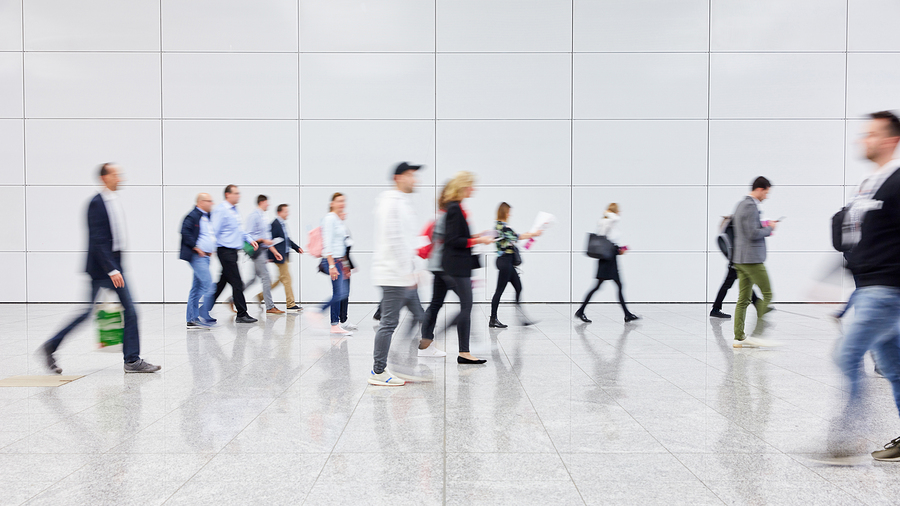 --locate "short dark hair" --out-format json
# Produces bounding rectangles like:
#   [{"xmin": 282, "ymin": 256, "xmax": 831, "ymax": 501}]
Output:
[
  {"xmin": 752, "ymin": 176, "xmax": 771, "ymax": 190},
  {"xmin": 224, "ymin": 184, "xmax": 237, "ymax": 196},
  {"xmin": 257, "ymin": 194, "xmax": 268, "ymax": 205},
  {"xmin": 99, "ymin": 163, "xmax": 114, "ymax": 177},
  {"xmin": 277, "ymin": 204, "xmax": 289, "ymax": 213},
  {"xmin": 871, "ymin": 110, "xmax": 900, "ymax": 138}
]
